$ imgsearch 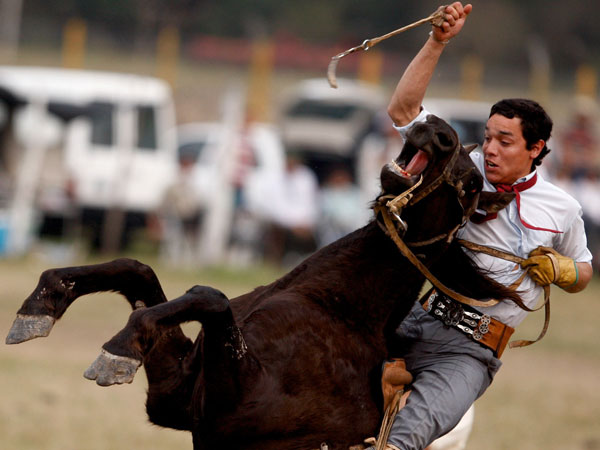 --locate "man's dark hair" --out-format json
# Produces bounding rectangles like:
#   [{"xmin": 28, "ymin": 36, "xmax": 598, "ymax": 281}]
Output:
[{"xmin": 489, "ymin": 98, "xmax": 553, "ymax": 170}]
